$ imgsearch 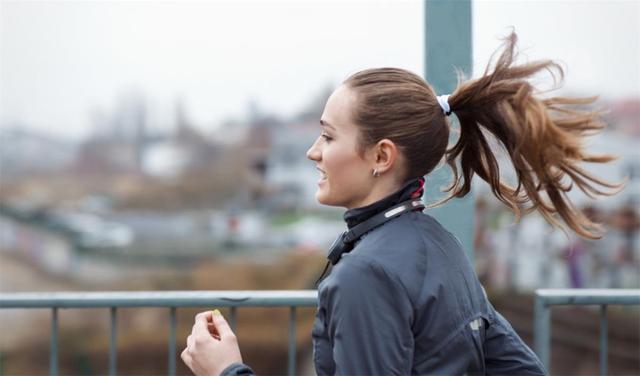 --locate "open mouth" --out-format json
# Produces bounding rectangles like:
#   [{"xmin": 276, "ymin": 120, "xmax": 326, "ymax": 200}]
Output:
[{"xmin": 317, "ymin": 167, "xmax": 327, "ymax": 182}]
